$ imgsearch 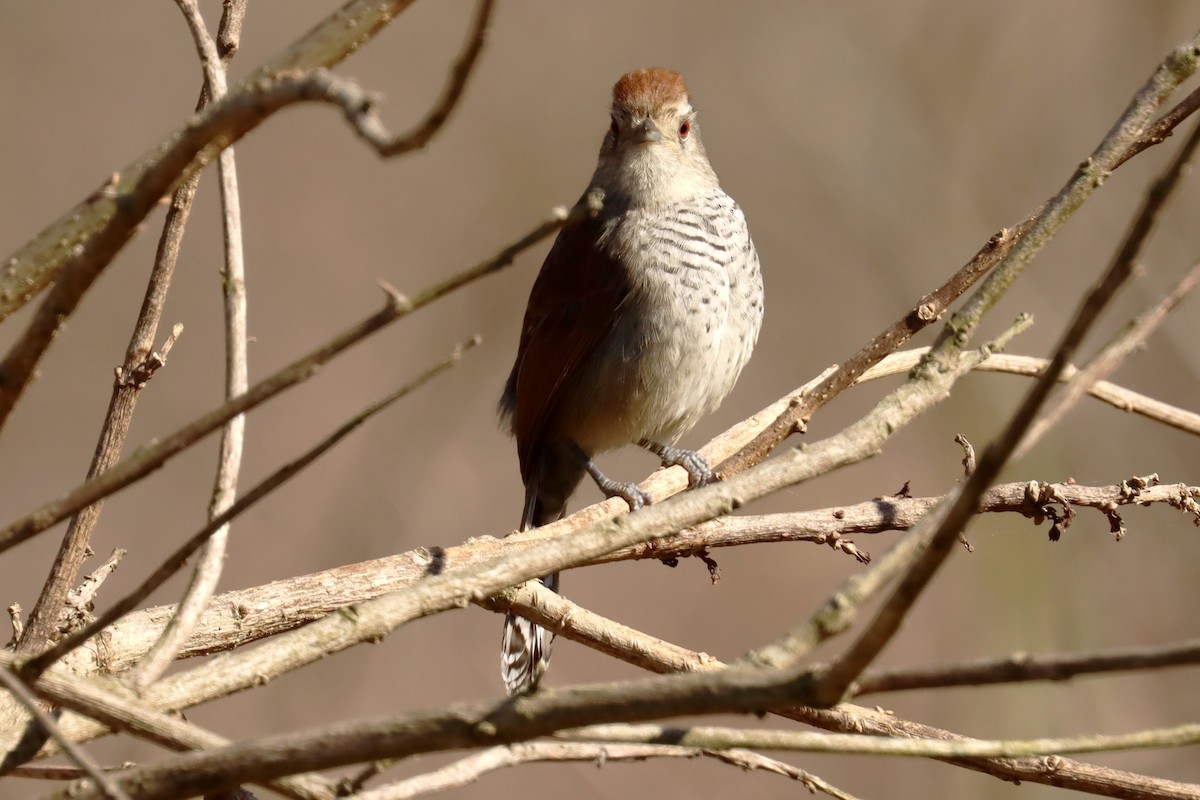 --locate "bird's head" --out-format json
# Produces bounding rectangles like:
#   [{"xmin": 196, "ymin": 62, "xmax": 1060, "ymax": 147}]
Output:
[{"xmin": 596, "ymin": 68, "xmax": 718, "ymax": 205}]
